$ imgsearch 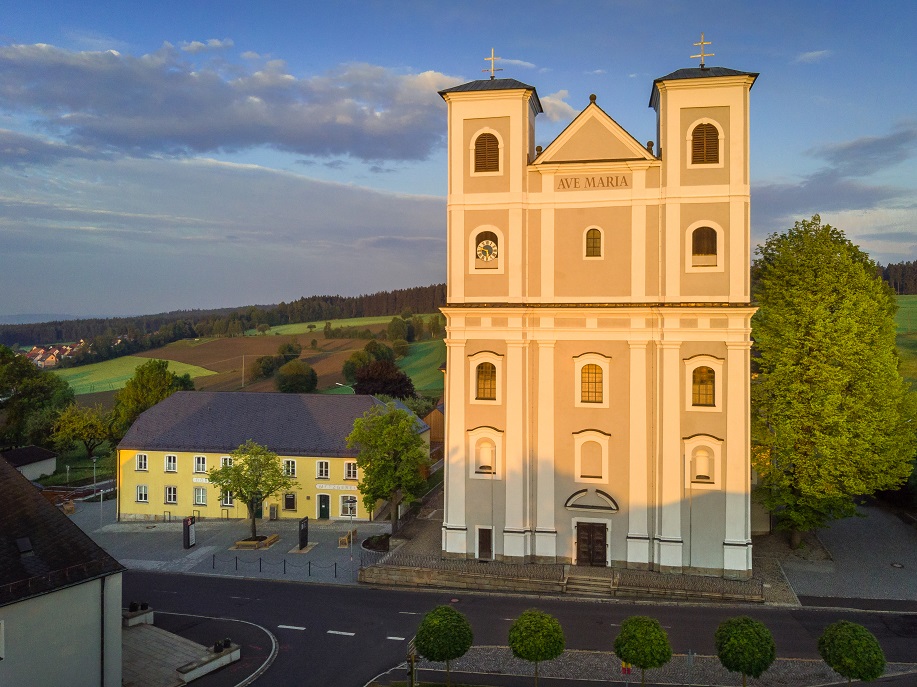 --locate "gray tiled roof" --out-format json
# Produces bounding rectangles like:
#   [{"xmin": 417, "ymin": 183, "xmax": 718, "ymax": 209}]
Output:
[
  {"xmin": 0, "ymin": 445, "xmax": 57, "ymax": 468},
  {"xmin": 439, "ymin": 79, "xmax": 543, "ymax": 113},
  {"xmin": 649, "ymin": 66, "xmax": 758, "ymax": 108},
  {"xmin": 0, "ymin": 457, "xmax": 123, "ymax": 607},
  {"xmin": 119, "ymin": 392, "xmax": 428, "ymax": 458}
]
